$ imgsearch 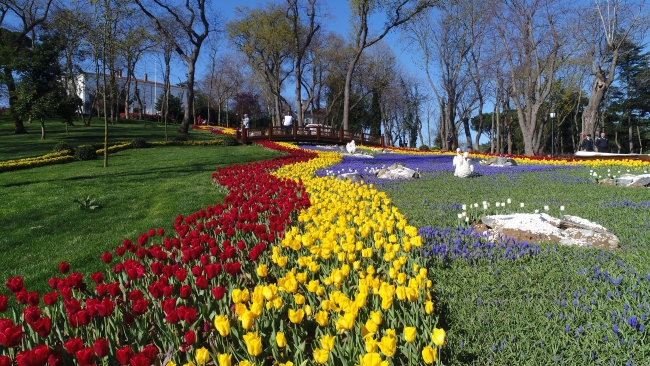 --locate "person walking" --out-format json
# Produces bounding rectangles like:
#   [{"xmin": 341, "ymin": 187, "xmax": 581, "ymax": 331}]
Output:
[
  {"xmin": 581, "ymin": 134, "xmax": 594, "ymax": 152},
  {"xmin": 283, "ymin": 111, "xmax": 293, "ymax": 135},
  {"xmin": 242, "ymin": 114, "xmax": 250, "ymax": 129},
  {"xmin": 595, "ymin": 132, "xmax": 609, "ymax": 153}
]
